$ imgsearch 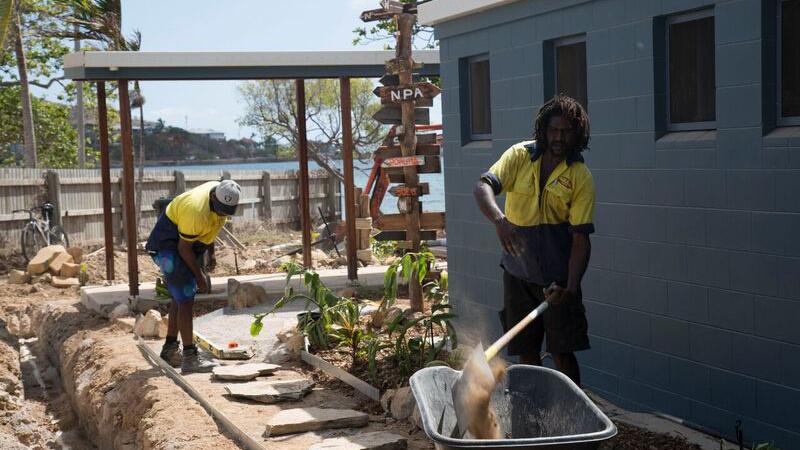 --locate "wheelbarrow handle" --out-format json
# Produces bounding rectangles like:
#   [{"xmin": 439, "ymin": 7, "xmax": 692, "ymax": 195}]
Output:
[{"xmin": 484, "ymin": 302, "xmax": 549, "ymax": 361}]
